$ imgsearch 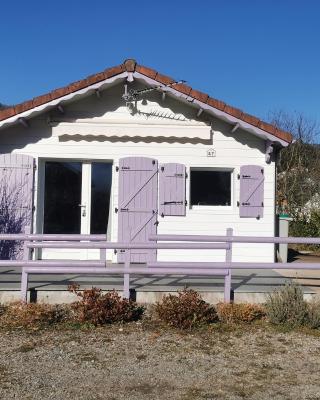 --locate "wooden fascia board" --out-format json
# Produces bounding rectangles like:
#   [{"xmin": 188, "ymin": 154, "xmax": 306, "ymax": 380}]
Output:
[
  {"xmin": 0, "ymin": 72, "xmax": 128, "ymax": 131},
  {"xmin": 133, "ymin": 71, "xmax": 289, "ymax": 147}
]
